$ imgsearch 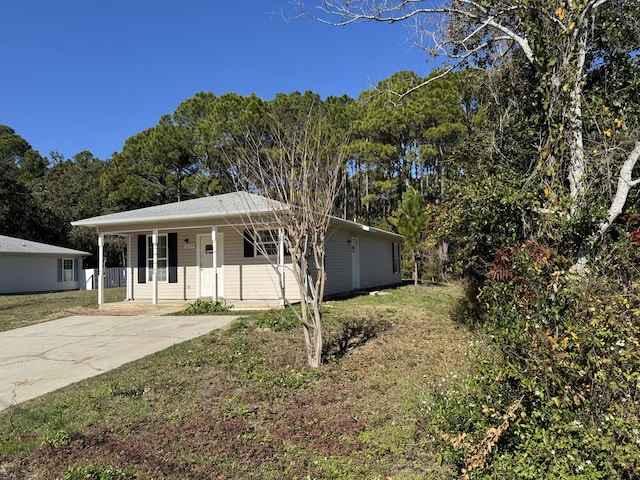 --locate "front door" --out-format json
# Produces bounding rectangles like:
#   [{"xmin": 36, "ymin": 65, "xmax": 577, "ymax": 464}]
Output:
[{"xmin": 198, "ymin": 233, "xmax": 224, "ymax": 298}]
